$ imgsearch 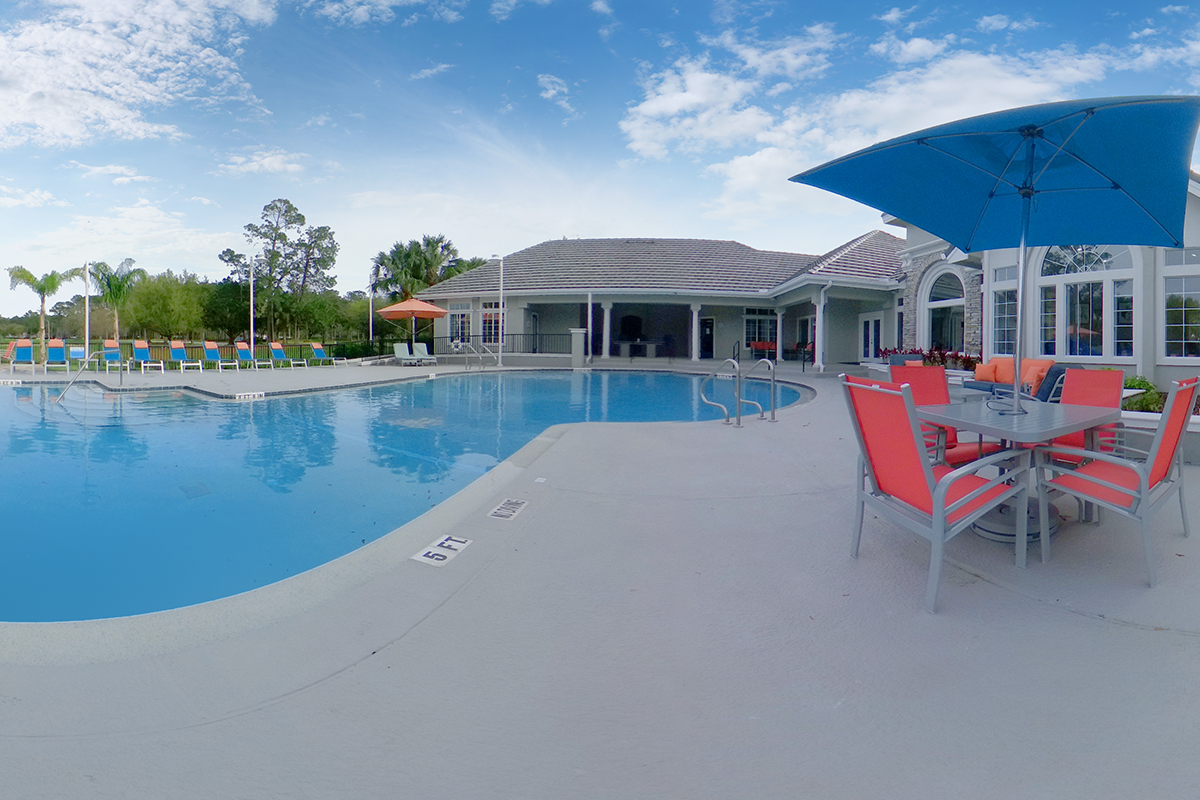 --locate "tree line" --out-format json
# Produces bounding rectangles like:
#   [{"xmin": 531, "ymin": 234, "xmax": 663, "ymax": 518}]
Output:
[{"xmin": 3, "ymin": 198, "xmax": 484, "ymax": 357}]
